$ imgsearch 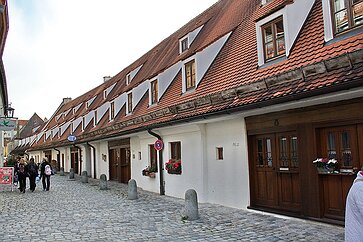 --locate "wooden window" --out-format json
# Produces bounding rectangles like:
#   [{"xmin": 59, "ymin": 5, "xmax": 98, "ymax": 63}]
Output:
[
  {"xmin": 319, "ymin": 125, "xmax": 359, "ymax": 168},
  {"xmin": 185, "ymin": 60, "xmax": 196, "ymax": 91},
  {"xmin": 126, "ymin": 74, "xmax": 131, "ymax": 85},
  {"xmin": 94, "ymin": 110, "xmax": 98, "ymax": 126},
  {"xmin": 256, "ymin": 137, "xmax": 273, "ymax": 167},
  {"xmin": 331, "ymin": 0, "xmax": 363, "ymax": 34},
  {"xmin": 170, "ymin": 141, "xmax": 181, "ymax": 160},
  {"xmin": 262, "ymin": 17, "xmax": 285, "ymax": 61},
  {"xmin": 127, "ymin": 92, "xmax": 133, "ymax": 114},
  {"xmin": 216, "ymin": 147, "xmax": 224, "ymax": 160},
  {"xmin": 181, "ymin": 37, "xmax": 189, "ymax": 52},
  {"xmin": 149, "ymin": 144, "xmax": 158, "ymax": 172},
  {"xmin": 110, "ymin": 102, "xmax": 115, "ymax": 120},
  {"xmin": 150, "ymin": 79, "xmax": 158, "ymax": 105},
  {"xmin": 278, "ymin": 134, "xmax": 299, "ymax": 168}
]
